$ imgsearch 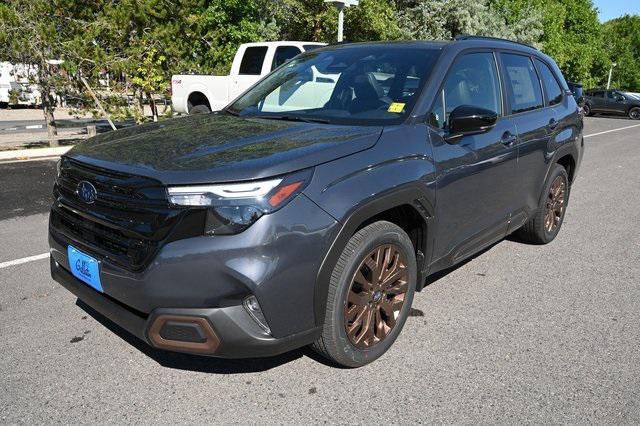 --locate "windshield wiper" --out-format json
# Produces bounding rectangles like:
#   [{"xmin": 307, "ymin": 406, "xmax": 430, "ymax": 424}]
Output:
[{"xmin": 250, "ymin": 114, "xmax": 330, "ymax": 124}]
